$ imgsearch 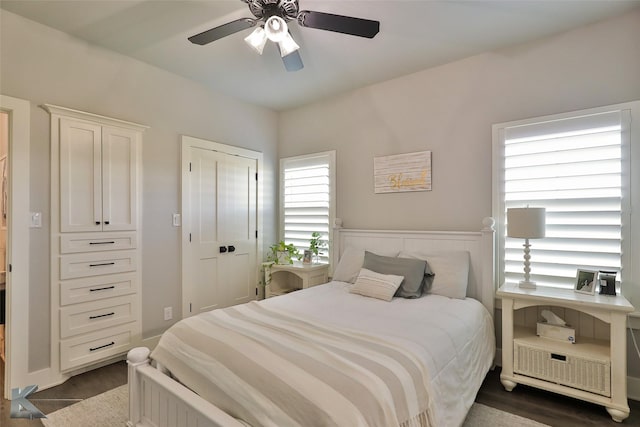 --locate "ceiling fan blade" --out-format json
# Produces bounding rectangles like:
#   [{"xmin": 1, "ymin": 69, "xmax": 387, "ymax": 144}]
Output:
[
  {"xmin": 188, "ymin": 18, "xmax": 256, "ymax": 45},
  {"xmin": 297, "ymin": 11, "xmax": 379, "ymax": 39},
  {"xmin": 281, "ymin": 50, "xmax": 304, "ymax": 72}
]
